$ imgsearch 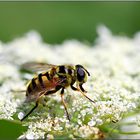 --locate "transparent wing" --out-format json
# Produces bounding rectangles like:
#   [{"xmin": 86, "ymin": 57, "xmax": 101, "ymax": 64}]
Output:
[{"xmin": 21, "ymin": 61, "xmax": 57, "ymax": 72}]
